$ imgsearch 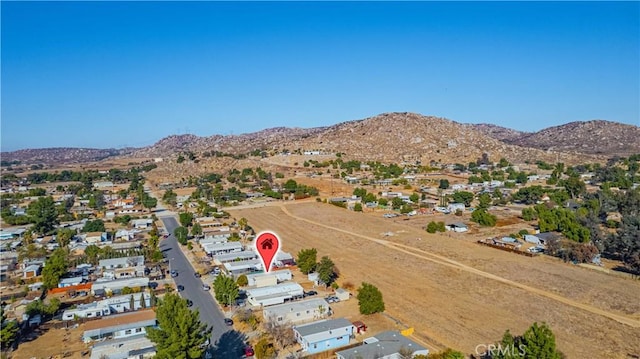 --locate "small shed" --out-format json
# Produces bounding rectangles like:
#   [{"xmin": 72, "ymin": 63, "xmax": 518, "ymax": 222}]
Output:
[
  {"xmin": 308, "ymin": 272, "xmax": 319, "ymax": 286},
  {"xmin": 335, "ymin": 288, "xmax": 350, "ymax": 301},
  {"xmin": 353, "ymin": 321, "xmax": 367, "ymax": 334}
]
